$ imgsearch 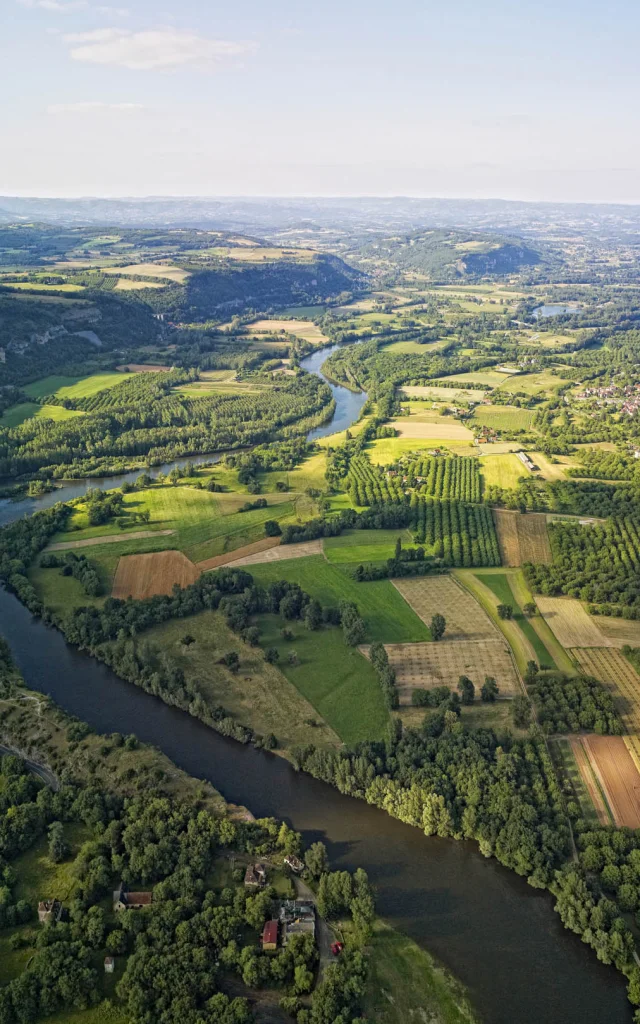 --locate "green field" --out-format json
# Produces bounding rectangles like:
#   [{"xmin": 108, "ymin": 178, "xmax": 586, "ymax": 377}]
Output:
[
  {"xmin": 23, "ymin": 372, "xmax": 135, "ymax": 401},
  {"xmin": 247, "ymin": 555, "xmax": 429, "ymax": 643},
  {"xmin": 473, "ymin": 405, "xmax": 534, "ymax": 431},
  {"xmin": 256, "ymin": 613, "xmax": 390, "ymax": 745},
  {"xmin": 140, "ymin": 611, "xmax": 341, "ymax": 754},
  {"xmin": 368, "ymin": 437, "xmax": 469, "ymax": 465},
  {"xmin": 476, "ymin": 572, "xmax": 557, "ymax": 669},
  {"xmin": 1, "ymin": 401, "xmax": 85, "ymax": 428},
  {"xmin": 479, "ymin": 453, "xmax": 529, "ymax": 490},
  {"xmin": 324, "ymin": 528, "xmax": 414, "ymax": 564},
  {"xmin": 363, "ymin": 923, "xmax": 478, "ymax": 1024},
  {"xmin": 439, "ymin": 370, "xmax": 510, "ymax": 387},
  {"xmin": 496, "ymin": 369, "xmax": 570, "ymax": 397},
  {"xmin": 51, "ymin": 484, "xmax": 297, "ymax": 565}
]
